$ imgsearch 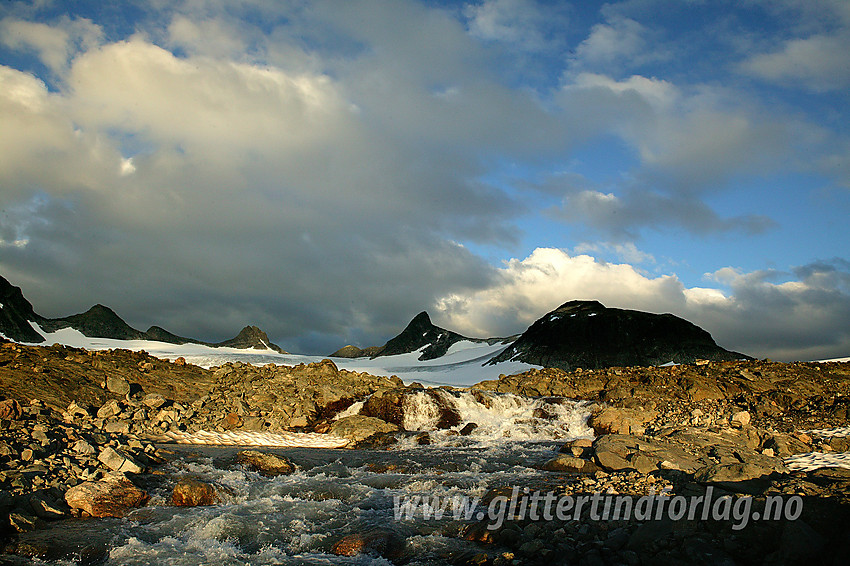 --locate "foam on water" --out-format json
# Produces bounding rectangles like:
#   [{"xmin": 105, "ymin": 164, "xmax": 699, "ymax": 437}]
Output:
[{"xmin": 398, "ymin": 389, "xmax": 593, "ymax": 445}]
